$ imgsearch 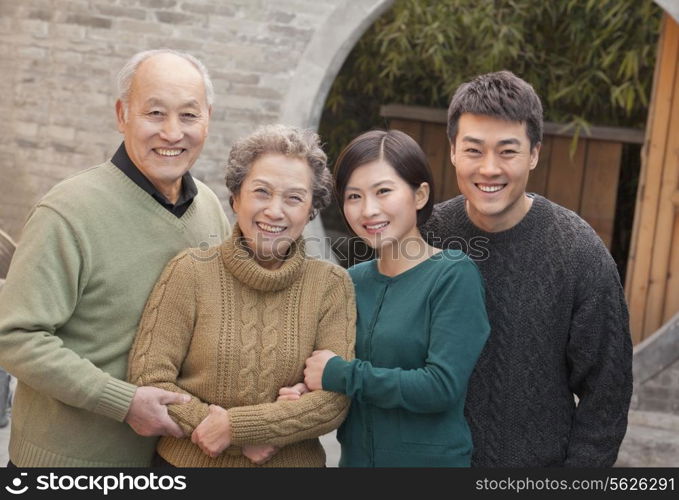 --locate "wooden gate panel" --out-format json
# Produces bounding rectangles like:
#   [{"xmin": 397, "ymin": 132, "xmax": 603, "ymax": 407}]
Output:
[
  {"xmin": 626, "ymin": 14, "xmax": 679, "ymax": 342},
  {"xmin": 390, "ymin": 119, "xmax": 422, "ymax": 143},
  {"xmin": 665, "ymin": 214, "xmax": 679, "ymax": 325},
  {"xmin": 527, "ymin": 136, "xmax": 553, "ymax": 194},
  {"xmin": 545, "ymin": 137, "xmax": 587, "ymax": 212},
  {"xmin": 420, "ymin": 122, "xmax": 448, "ymax": 202},
  {"xmin": 650, "ymin": 54, "xmax": 679, "ymax": 330},
  {"xmin": 580, "ymin": 141, "xmax": 623, "ymax": 249}
]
